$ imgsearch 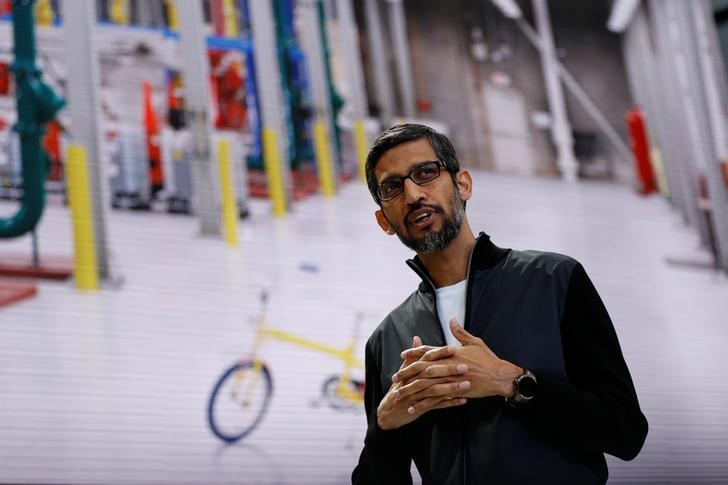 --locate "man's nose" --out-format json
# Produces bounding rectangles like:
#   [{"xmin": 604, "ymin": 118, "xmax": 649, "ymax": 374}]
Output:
[{"xmin": 403, "ymin": 177, "xmax": 426, "ymax": 204}]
